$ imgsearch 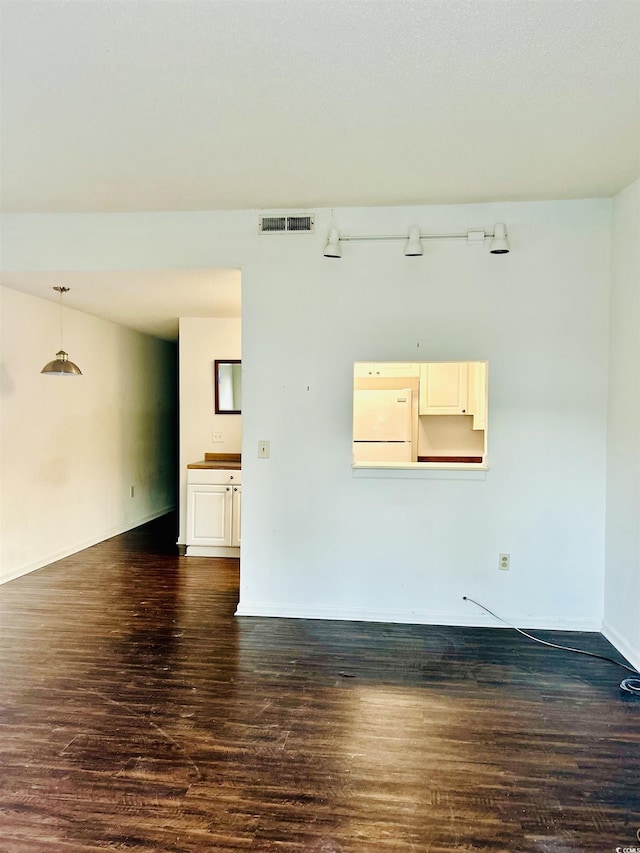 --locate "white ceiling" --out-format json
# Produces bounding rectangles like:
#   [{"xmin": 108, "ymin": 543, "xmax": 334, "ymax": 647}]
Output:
[
  {"xmin": 0, "ymin": 269, "xmax": 241, "ymax": 342},
  {"xmin": 1, "ymin": 0, "xmax": 638, "ymax": 337}
]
